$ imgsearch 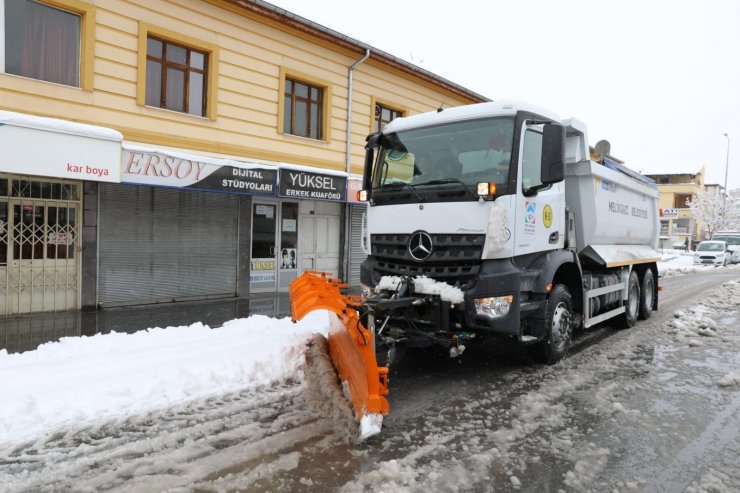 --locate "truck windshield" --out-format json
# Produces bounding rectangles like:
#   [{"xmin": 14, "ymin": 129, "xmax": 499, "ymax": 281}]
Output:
[{"xmin": 373, "ymin": 117, "xmax": 515, "ymax": 195}]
